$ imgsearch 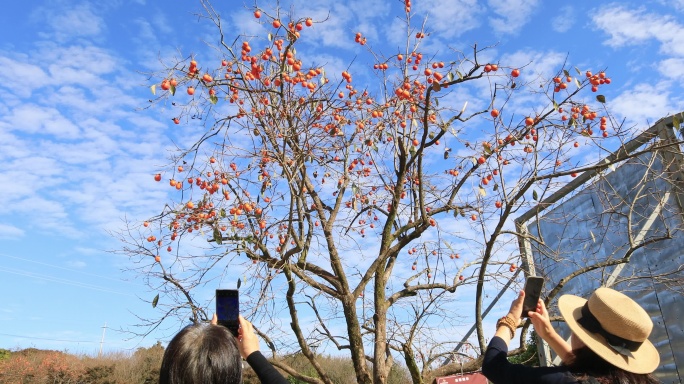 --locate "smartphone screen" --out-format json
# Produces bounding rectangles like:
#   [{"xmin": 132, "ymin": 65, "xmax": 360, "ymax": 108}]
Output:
[
  {"xmin": 522, "ymin": 276, "xmax": 544, "ymax": 317},
  {"xmin": 216, "ymin": 289, "xmax": 239, "ymax": 336}
]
